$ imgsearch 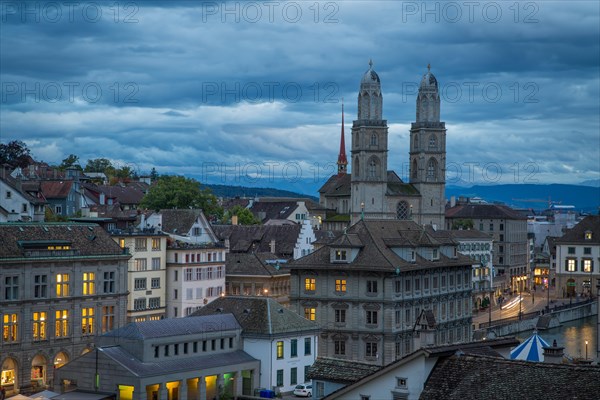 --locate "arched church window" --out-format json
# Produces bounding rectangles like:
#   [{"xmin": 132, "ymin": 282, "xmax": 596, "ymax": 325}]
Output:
[
  {"xmin": 370, "ymin": 133, "xmax": 378, "ymax": 146},
  {"xmin": 354, "ymin": 157, "xmax": 360, "ymax": 177},
  {"xmin": 429, "ymin": 135, "xmax": 437, "ymax": 148},
  {"xmin": 411, "ymin": 159, "xmax": 418, "ymax": 180},
  {"xmin": 414, "ymin": 135, "xmax": 419, "ymax": 149},
  {"xmin": 368, "ymin": 157, "xmax": 379, "ymax": 179},
  {"xmin": 397, "ymin": 201, "xmax": 410, "ymax": 220},
  {"xmin": 427, "ymin": 158, "xmax": 437, "ymax": 181}
]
